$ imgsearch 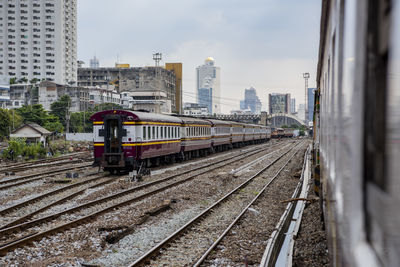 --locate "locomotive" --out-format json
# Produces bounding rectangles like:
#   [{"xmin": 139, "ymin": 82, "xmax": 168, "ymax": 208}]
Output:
[{"xmin": 90, "ymin": 110, "xmax": 271, "ymax": 174}]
